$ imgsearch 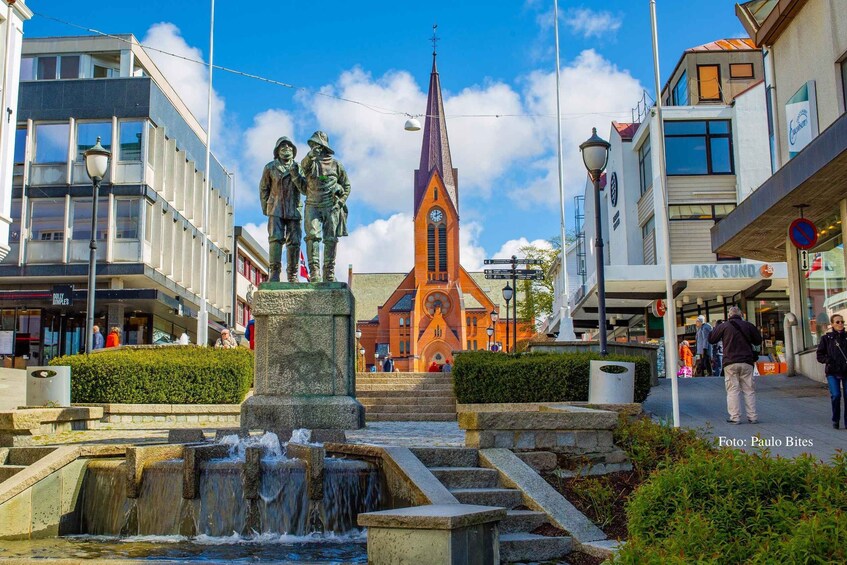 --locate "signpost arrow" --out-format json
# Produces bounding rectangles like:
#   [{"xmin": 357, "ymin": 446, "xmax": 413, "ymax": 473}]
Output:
[{"xmin": 800, "ymin": 249, "xmax": 810, "ymax": 271}]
